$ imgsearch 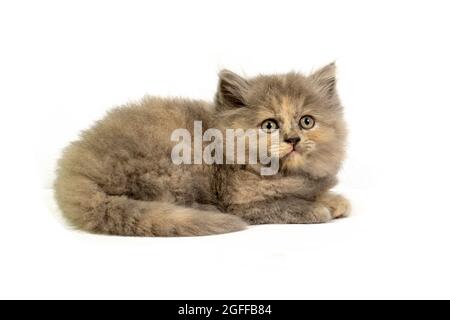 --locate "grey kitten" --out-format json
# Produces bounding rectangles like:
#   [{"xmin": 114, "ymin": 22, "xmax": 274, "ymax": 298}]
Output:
[{"xmin": 54, "ymin": 63, "xmax": 350, "ymax": 236}]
